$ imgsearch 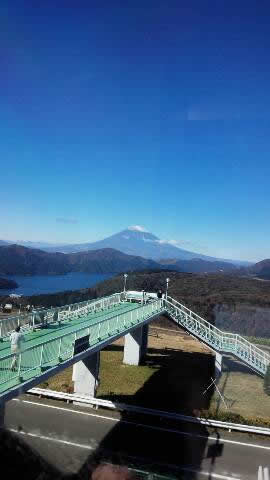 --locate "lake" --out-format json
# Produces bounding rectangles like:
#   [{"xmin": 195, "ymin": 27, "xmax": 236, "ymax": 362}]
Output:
[{"xmin": 0, "ymin": 272, "xmax": 115, "ymax": 296}]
